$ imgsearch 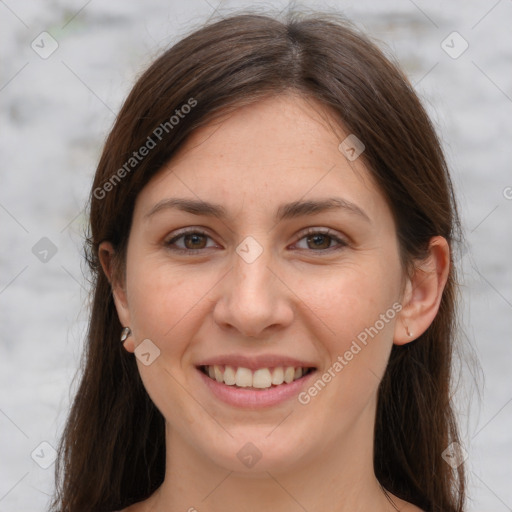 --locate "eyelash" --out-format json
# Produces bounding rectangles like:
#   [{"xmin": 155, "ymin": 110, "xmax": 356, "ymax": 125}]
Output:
[{"xmin": 164, "ymin": 227, "xmax": 348, "ymax": 255}]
